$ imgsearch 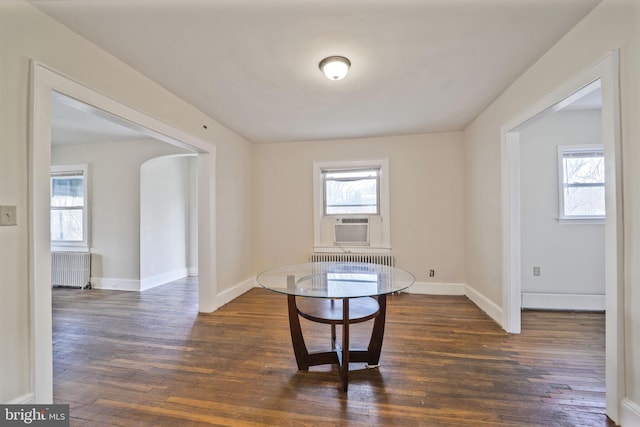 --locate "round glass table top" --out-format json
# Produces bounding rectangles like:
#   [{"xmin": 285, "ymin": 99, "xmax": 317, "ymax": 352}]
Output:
[{"xmin": 257, "ymin": 262, "xmax": 415, "ymax": 299}]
